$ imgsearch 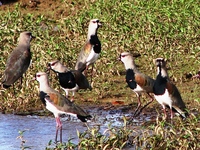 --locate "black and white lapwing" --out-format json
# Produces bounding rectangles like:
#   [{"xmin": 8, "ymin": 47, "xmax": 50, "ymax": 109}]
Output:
[
  {"xmin": 1, "ymin": 31, "xmax": 34, "ymax": 89},
  {"xmin": 48, "ymin": 60, "xmax": 92, "ymax": 101},
  {"xmin": 35, "ymin": 72, "xmax": 92, "ymax": 143},
  {"xmin": 119, "ymin": 52, "xmax": 155, "ymax": 116},
  {"xmin": 75, "ymin": 19, "xmax": 102, "ymax": 82},
  {"xmin": 153, "ymin": 58, "xmax": 188, "ymax": 119}
]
